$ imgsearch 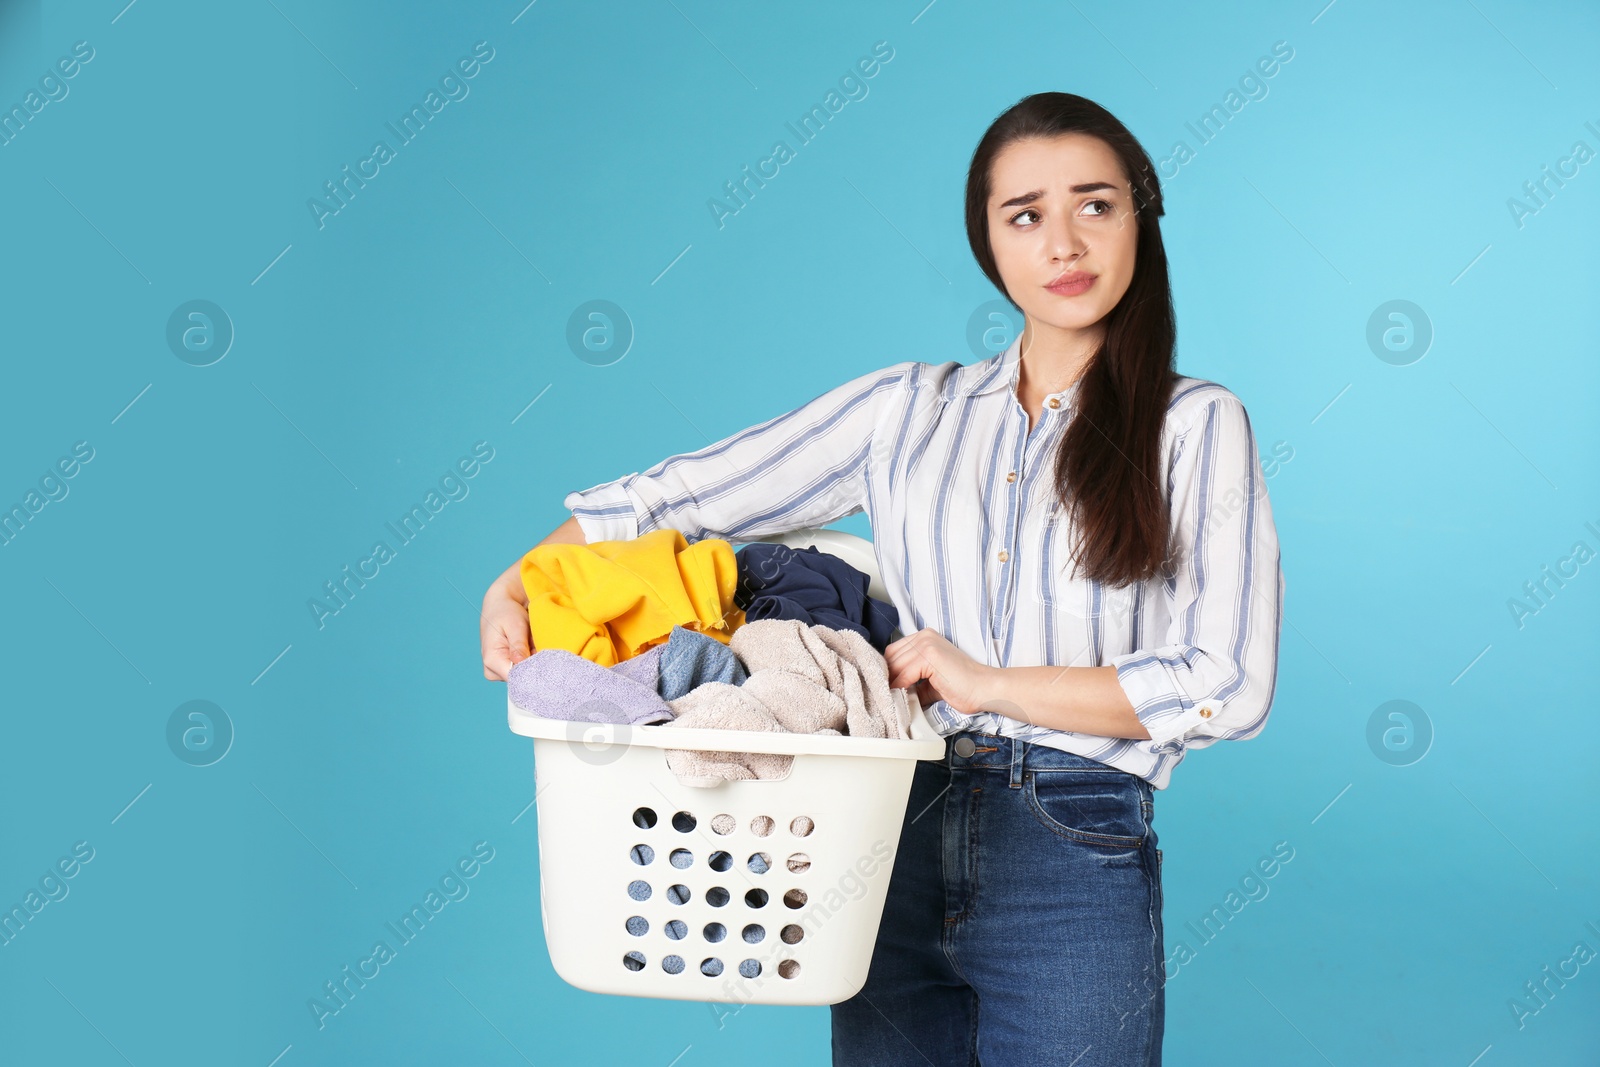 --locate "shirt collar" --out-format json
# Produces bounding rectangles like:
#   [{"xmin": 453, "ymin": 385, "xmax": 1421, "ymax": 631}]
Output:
[{"xmin": 953, "ymin": 333, "xmax": 1082, "ymax": 404}]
